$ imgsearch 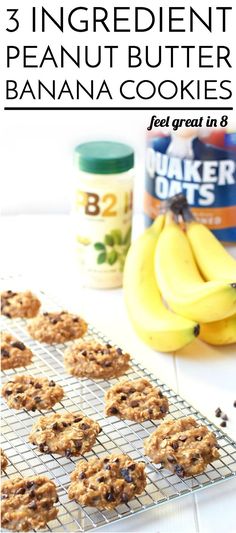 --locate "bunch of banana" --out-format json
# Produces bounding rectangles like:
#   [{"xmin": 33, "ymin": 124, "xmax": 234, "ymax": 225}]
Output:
[
  {"xmin": 123, "ymin": 197, "xmax": 236, "ymax": 351},
  {"xmin": 180, "ymin": 199, "xmax": 236, "ymax": 345},
  {"xmin": 123, "ymin": 214, "xmax": 200, "ymax": 352}
]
